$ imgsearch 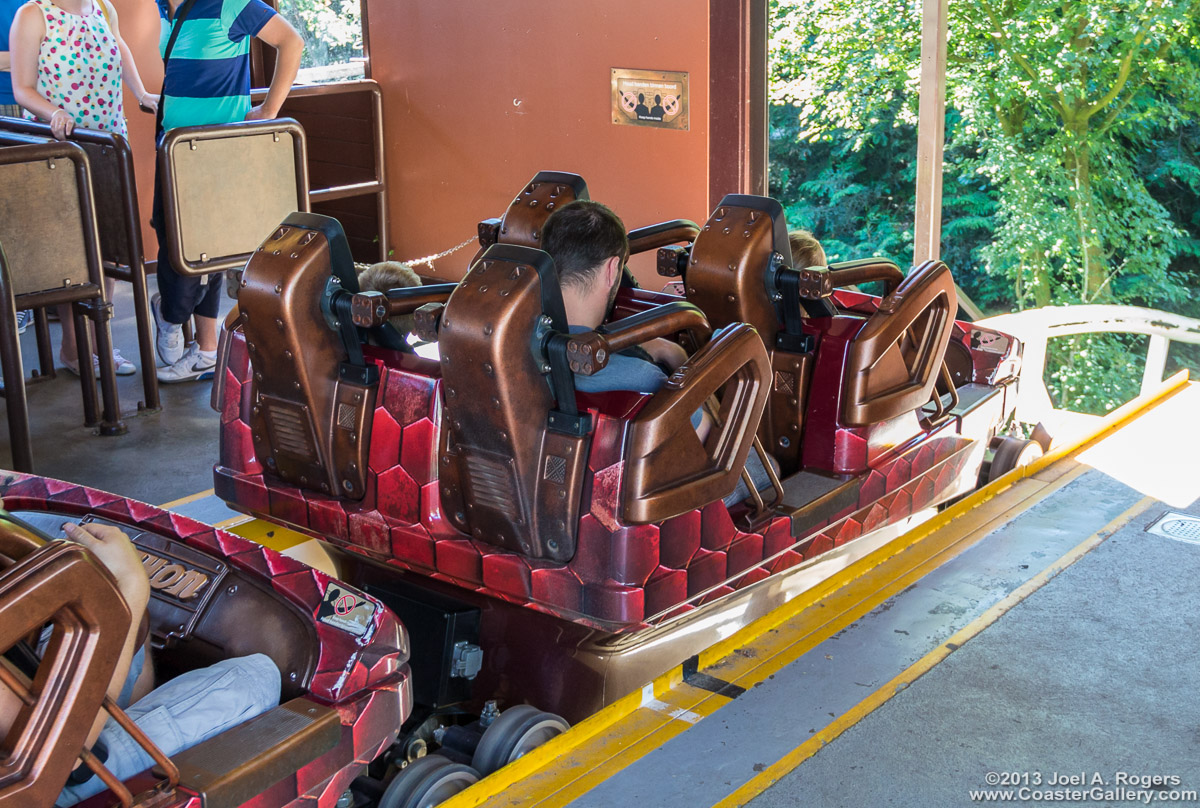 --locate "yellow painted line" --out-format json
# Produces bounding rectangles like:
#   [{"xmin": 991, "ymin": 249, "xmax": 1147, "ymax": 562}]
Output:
[
  {"xmin": 444, "ymin": 373, "xmax": 1190, "ymax": 808},
  {"xmin": 155, "ymin": 488, "xmax": 216, "ymax": 511},
  {"xmin": 223, "ymin": 518, "xmax": 313, "ymax": 553},
  {"xmin": 465, "ymin": 463, "xmax": 1090, "ymax": 808},
  {"xmin": 713, "ymin": 493, "xmax": 1158, "ymax": 808}
]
